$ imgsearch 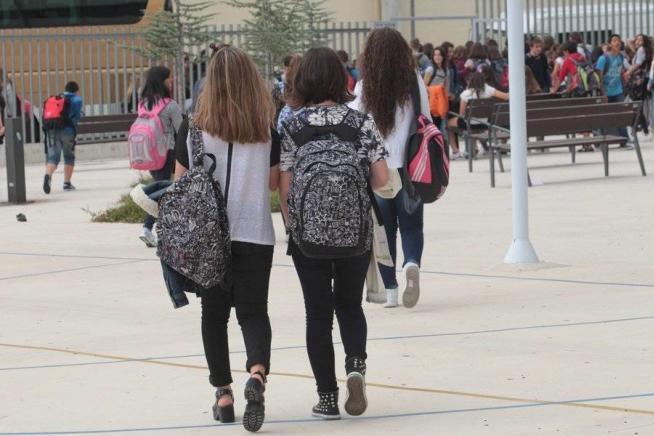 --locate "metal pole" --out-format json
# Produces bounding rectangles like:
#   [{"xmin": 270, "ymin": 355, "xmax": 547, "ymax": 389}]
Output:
[
  {"xmin": 410, "ymin": 0, "xmax": 416, "ymax": 39},
  {"xmin": 505, "ymin": 0, "xmax": 540, "ymax": 264},
  {"xmin": 5, "ymin": 117, "xmax": 26, "ymax": 204}
]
